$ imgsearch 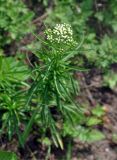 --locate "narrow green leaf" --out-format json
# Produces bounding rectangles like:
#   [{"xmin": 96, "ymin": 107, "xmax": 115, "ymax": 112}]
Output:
[
  {"xmin": 26, "ymin": 77, "xmax": 40, "ymax": 107},
  {"xmin": 22, "ymin": 110, "xmax": 37, "ymax": 145}
]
